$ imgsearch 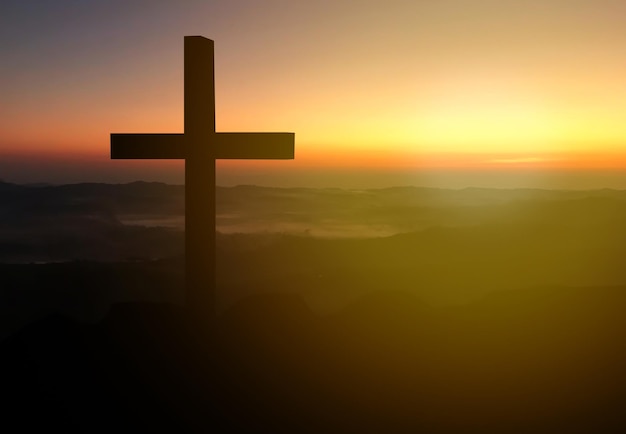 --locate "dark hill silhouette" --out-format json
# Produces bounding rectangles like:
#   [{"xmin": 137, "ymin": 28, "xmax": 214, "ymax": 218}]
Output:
[
  {"xmin": 3, "ymin": 214, "xmax": 626, "ymax": 340},
  {"xmin": 3, "ymin": 286, "xmax": 626, "ymax": 433},
  {"xmin": 3, "ymin": 182, "xmax": 626, "ymax": 431}
]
